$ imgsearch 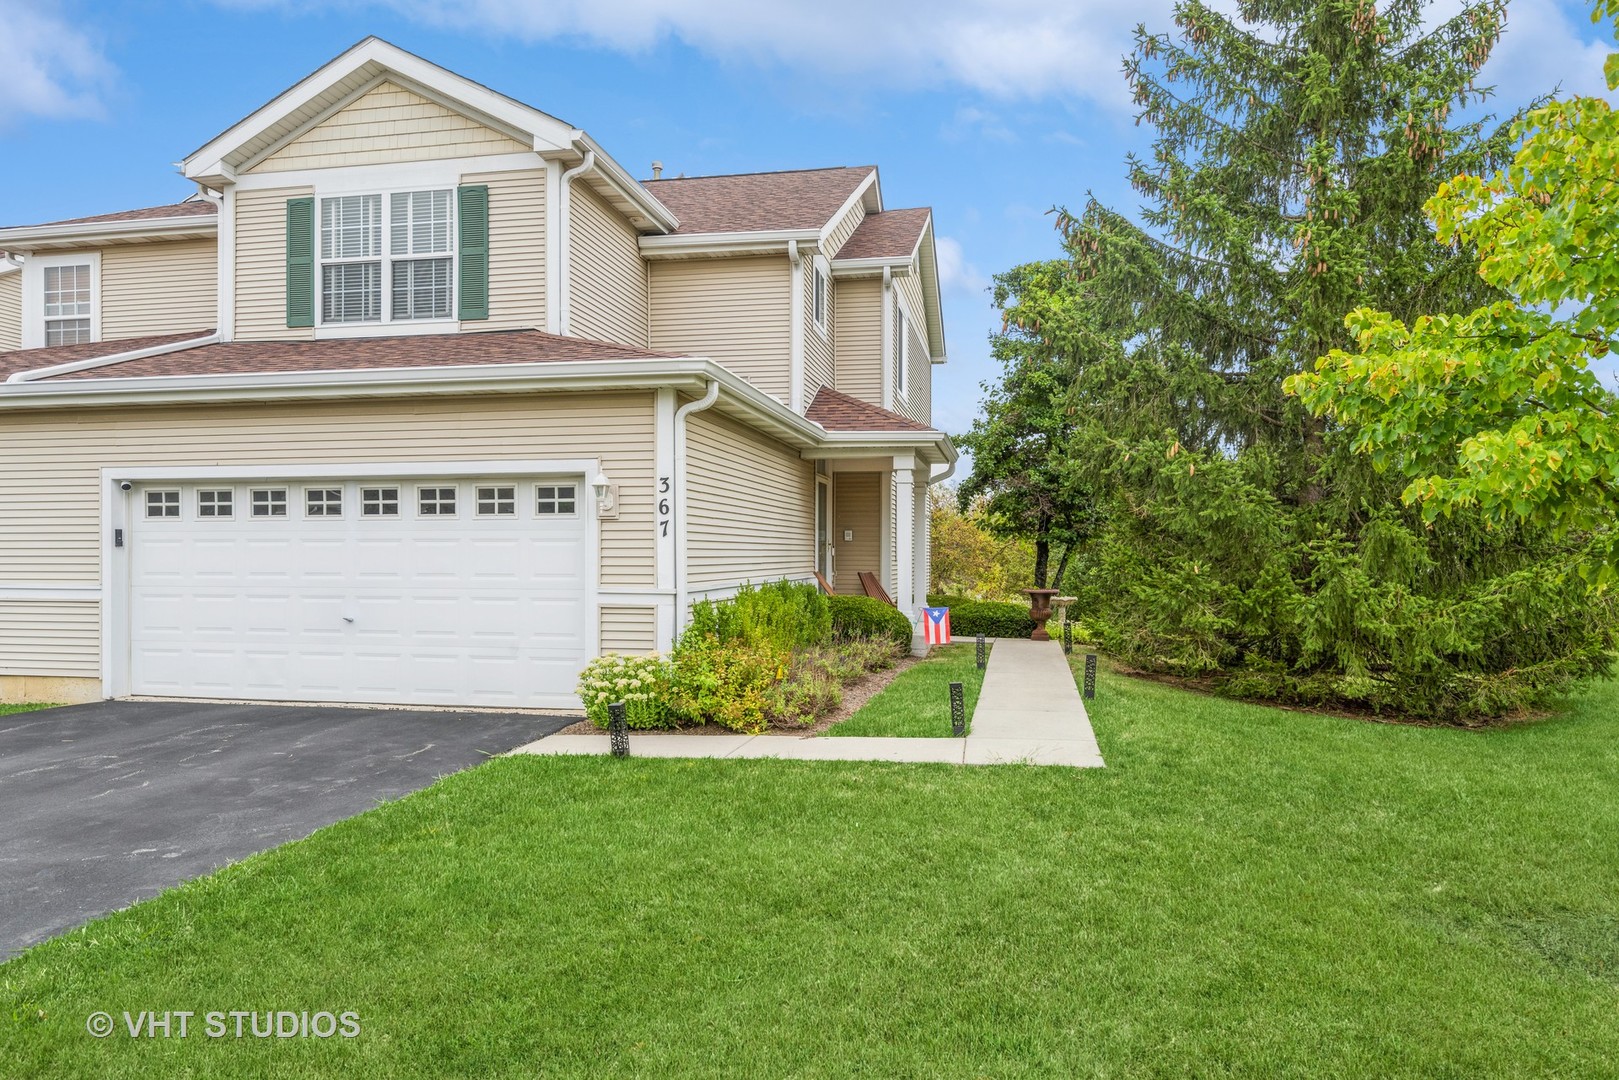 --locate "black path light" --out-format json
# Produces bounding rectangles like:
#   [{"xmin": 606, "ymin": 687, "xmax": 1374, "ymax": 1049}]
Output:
[
  {"xmin": 1063, "ymin": 619, "xmax": 1073, "ymax": 656},
  {"xmin": 950, "ymin": 681, "xmax": 966, "ymax": 737},
  {"xmin": 608, "ymin": 701, "xmax": 629, "ymax": 757},
  {"xmin": 1083, "ymin": 655, "xmax": 1098, "ymax": 700},
  {"xmin": 976, "ymin": 634, "xmax": 987, "ymax": 670}
]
